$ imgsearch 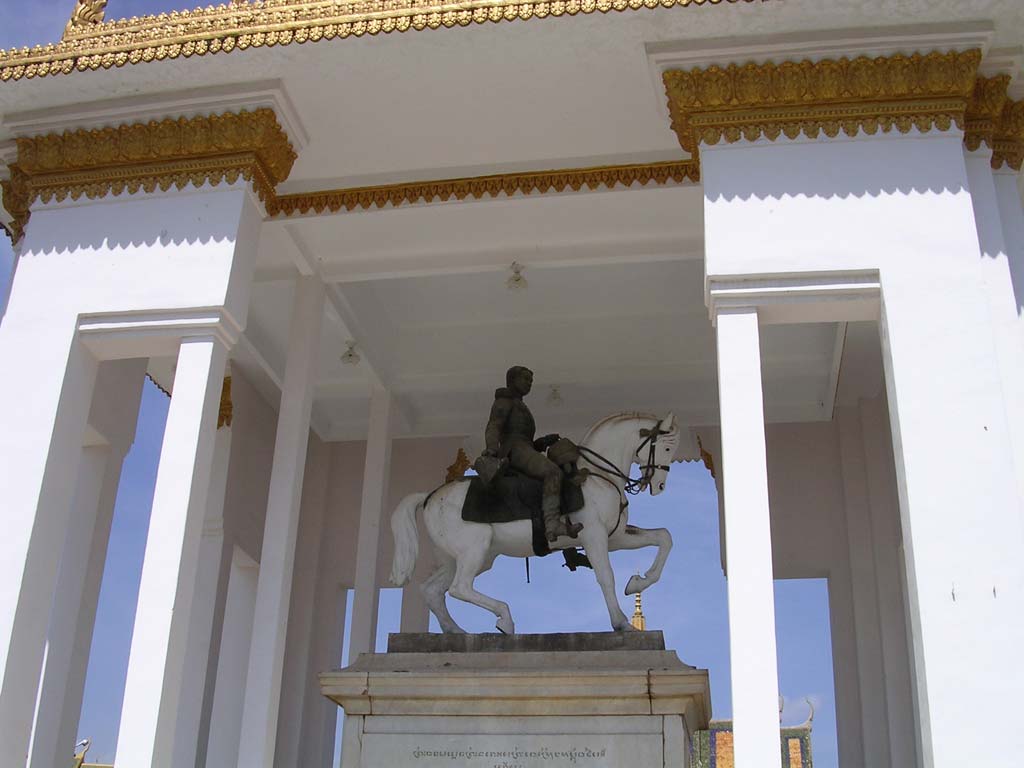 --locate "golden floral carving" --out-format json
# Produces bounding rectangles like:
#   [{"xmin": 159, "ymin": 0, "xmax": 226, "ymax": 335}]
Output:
[
  {"xmin": 663, "ymin": 50, "xmax": 981, "ymax": 156},
  {"xmin": 992, "ymin": 98, "xmax": 1024, "ymax": 171},
  {"xmin": 964, "ymin": 74, "xmax": 1010, "ymax": 152},
  {"xmin": 6, "ymin": 109, "xmax": 296, "ymax": 241},
  {"xmin": 1, "ymin": 165, "xmax": 31, "ymax": 244},
  {"xmin": 445, "ymin": 448, "xmax": 471, "ymax": 483},
  {"xmin": 218, "ymin": 376, "xmax": 233, "ymax": 428},
  {"xmin": 269, "ymin": 160, "xmax": 699, "ymax": 216},
  {"xmin": 0, "ymin": 0, "xmax": 758, "ymax": 84}
]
